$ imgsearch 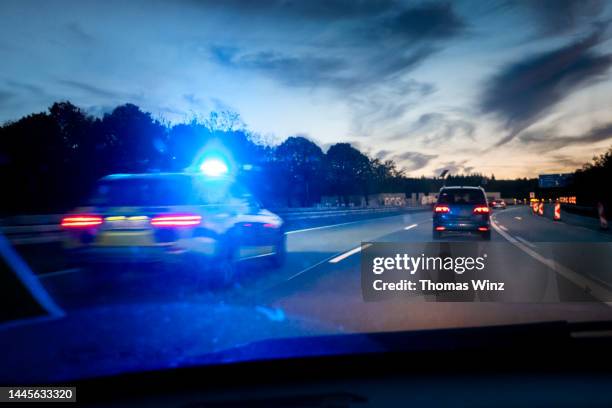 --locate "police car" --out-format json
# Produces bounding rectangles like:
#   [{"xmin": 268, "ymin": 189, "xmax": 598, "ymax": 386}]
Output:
[{"xmin": 61, "ymin": 172, "xmax": 286, "ymax": 283}]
